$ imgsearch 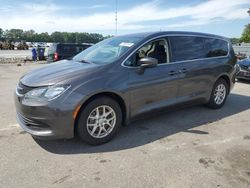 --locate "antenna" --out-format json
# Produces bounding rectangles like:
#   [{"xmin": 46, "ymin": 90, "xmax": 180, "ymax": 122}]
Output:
[{"xmin": 115, "ymin": 0, "xmax": 118, "ymax": 35}]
